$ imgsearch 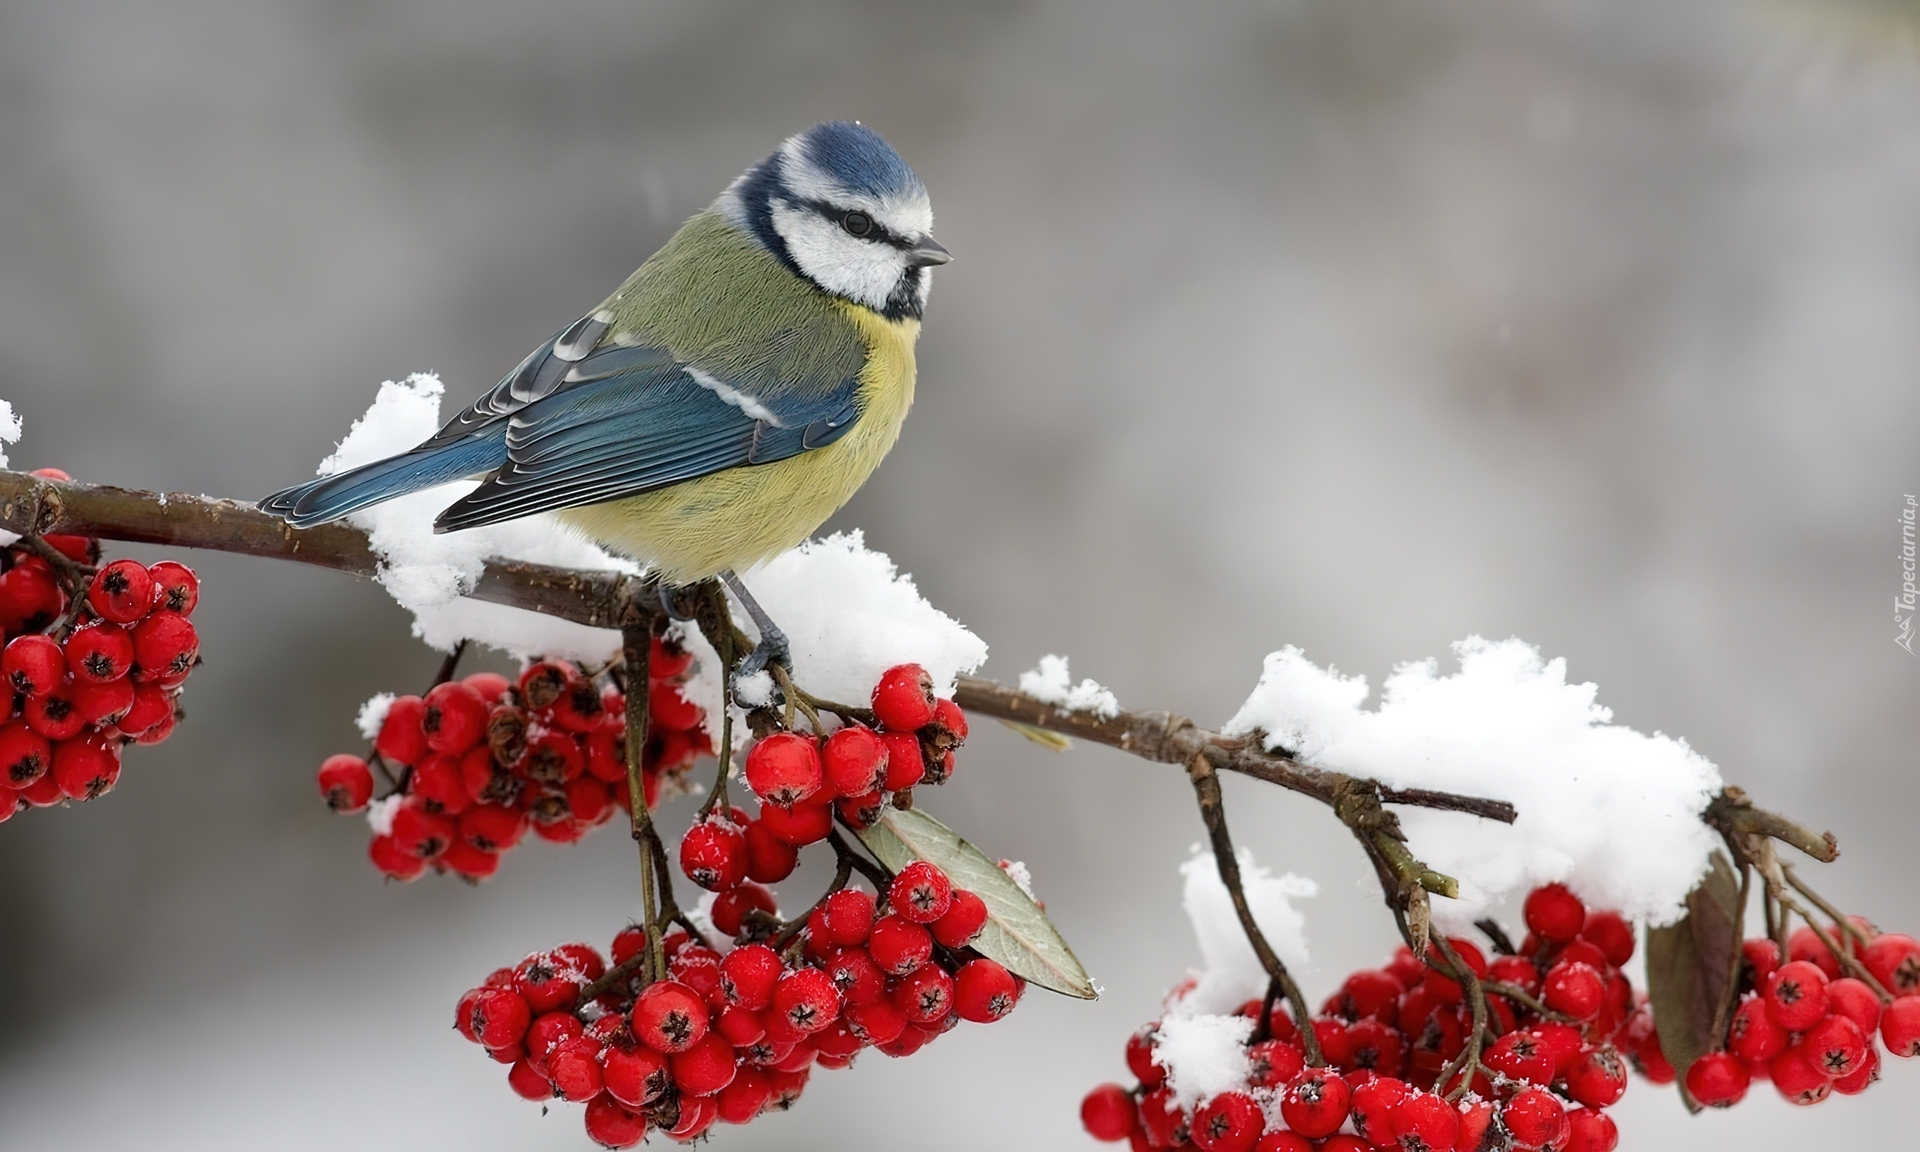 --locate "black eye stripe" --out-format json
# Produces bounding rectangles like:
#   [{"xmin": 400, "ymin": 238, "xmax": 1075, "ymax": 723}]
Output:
[{"xmin": 801, "ymin": 198, "xmax": 914, "ymax": 249}]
